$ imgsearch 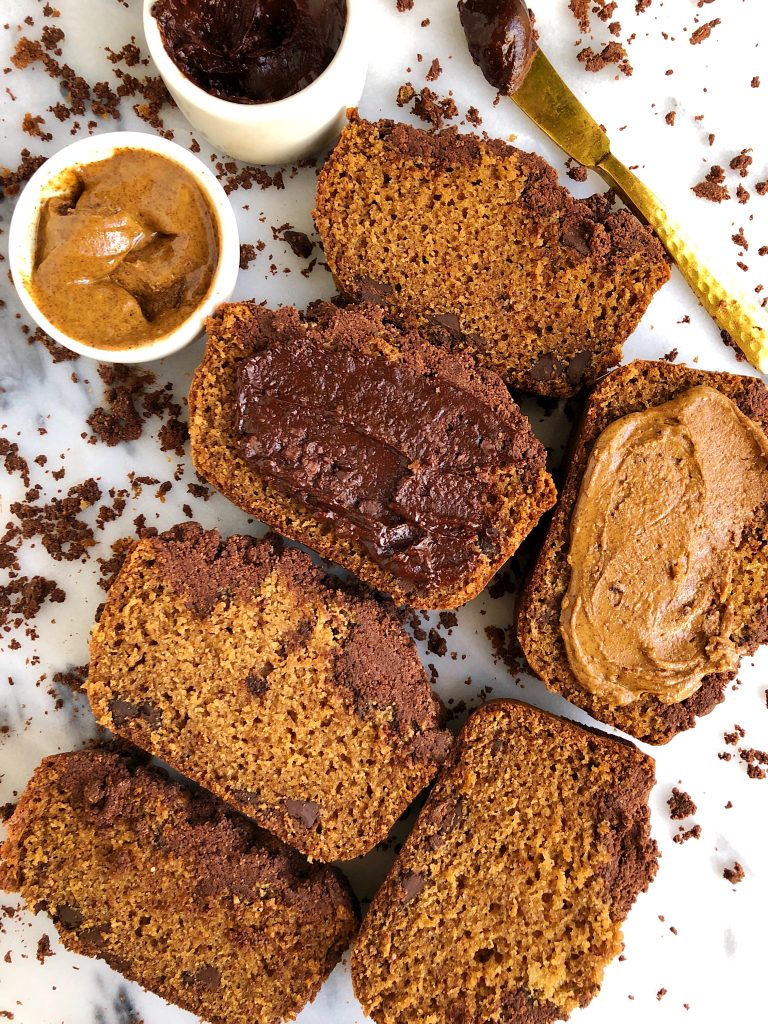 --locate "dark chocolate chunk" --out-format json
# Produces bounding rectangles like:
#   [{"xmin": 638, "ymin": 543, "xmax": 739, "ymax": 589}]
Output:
[
  {"xmin": 400, "ymin": 872, "xmax": 426, "ymax": 903},
  {"xmin": 427, "ymin": 798, "xmax": 464, "ymax": 849},
  {"xmin": 285, "ymin": 798, "xmax": 320, "ymax": 829},
  {"xmin": 429, "ymin": 311, "xmax": 462, "ymax": 336},
  {"xmin": 529, "ymin": 353, "xmax": 558, "ymax": 381},
  {"xmin": 358, "ymin": 277, "xmax": 394, "ymax": 304},
  {"xmin": 243, "ymin": 662, "xmax": 274, "ymax": 697},
  {"xmin": 566, "ymin": 351, "xmax": 592, "ymax": 387},
  {"xmin": 108, "ymin": 697, "xmax": 162, "ymax": 730},
  {"xmin": 183, "ymin": 963, "xmax": 221, "ymax": 990},
  {"xmin": 561, "ymin": 220, "xmax": 592, "ymax": 256},
  {"xmin": 233, "ymin": 788, "xmax": 262, "ymax": 807},
  {"xmin": 55, "ymin": 904, "xmax": 83, "ymax": 930},
  {"xmin": 79, "ymin": 923, "xmax": 111, "ymax": 948},
  {"xmin": 283, "ymin": 230, "xmax": 314, "ymax": 259}
]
